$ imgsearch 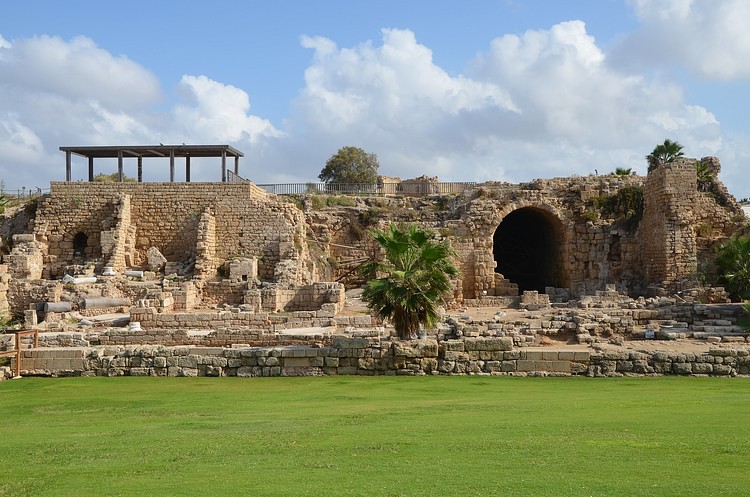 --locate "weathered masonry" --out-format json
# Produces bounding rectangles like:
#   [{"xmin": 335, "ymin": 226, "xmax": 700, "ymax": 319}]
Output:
[
  {"xmin": 311, "ymin": 157, "xmax": 742, "ymax": 301},
  {"xmin": 0, "ymin": 151, "xmax": 744, "ymax": 326}
]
